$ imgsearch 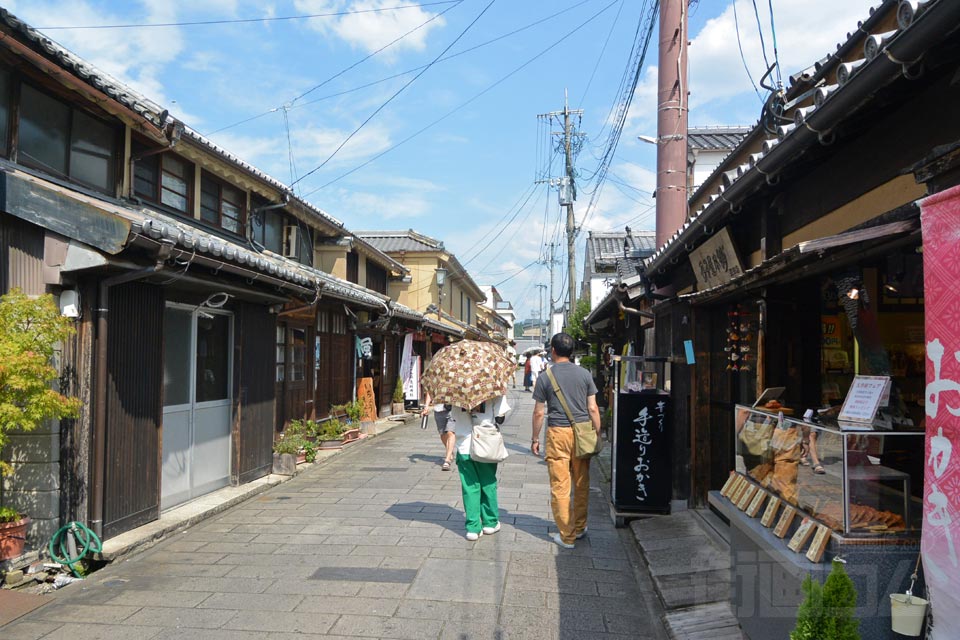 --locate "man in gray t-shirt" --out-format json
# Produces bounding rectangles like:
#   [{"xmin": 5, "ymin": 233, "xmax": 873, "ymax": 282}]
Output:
[{"xmin": 531, "ymin": 333, "xmax": 601, "ymax": 549}]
